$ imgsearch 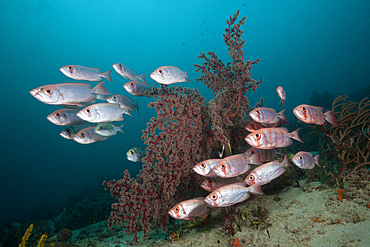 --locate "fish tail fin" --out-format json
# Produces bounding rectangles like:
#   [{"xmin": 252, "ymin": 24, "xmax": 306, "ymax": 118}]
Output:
[
  {"xmin": 280, "ymin": 99, "xmax": 285, "ymax": 107},
  {"xmin": 93, "ymin": 81, "xmax": 111, "ymax": 95},
  {"xmin": 291, "ymin": 128, "xmax": 303, "ymax": 143},
  {"xmin": 278, "ymin": 109, "xmax": 289, "ymax": 124},
  {"xmin": 103, "ymin": 70, "xmax": 113, "ymax": 83},
  {"xmin": 249, "ymin": 182, "xmax": 264, "ymax": 195},
  {"xmin": 282, "ymin": 154, "xmax": 293, "ymax": 167},
  {"xmin": 138, "ymin": 74, "xmax": 146, "ymax": 83},
  {"xmin": 185, "ymin": 71, "xmax": 193, "ymax": 83},
  {"xmin": 119, "ymin": 124, "xmax": 125, "ymax": 134},
  {"xmin": 249, "ymin": 153, "xmax": 262, "ymax": 165},
  {"xmin": 136, "ymin": 102, "xmax": 140, "ymax": 115},
  {"xmin": 324, "ymin": 110, "xmax": 339, "ymax": 126},
  {"xmin": 313, "ymin": 154, "xmax": 320, "ymax": 167}
]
